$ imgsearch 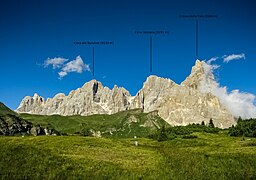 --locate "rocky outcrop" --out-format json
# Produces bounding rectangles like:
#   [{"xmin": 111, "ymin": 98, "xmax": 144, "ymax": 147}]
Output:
[
  {"xmin": 30, "ymin": 126, "xmax": 57, "ymax": 136},
  {"xmin": 16, "ymin": 60, "xmax": 236, "ymax": 128},
  {"xmin": 0, "ymin": 102, "xmax": 60, "ymax": 136},
  {"xmin": 17, "ymin": 80, "xmax": 131, "ymax": 116},
  {"xmin": 130, "ymin": 60, "xmax": 235, "ymax": 128},
  {"xmin": 0, "ymin": 114, "xmax": 32, "ymax": 135}
]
